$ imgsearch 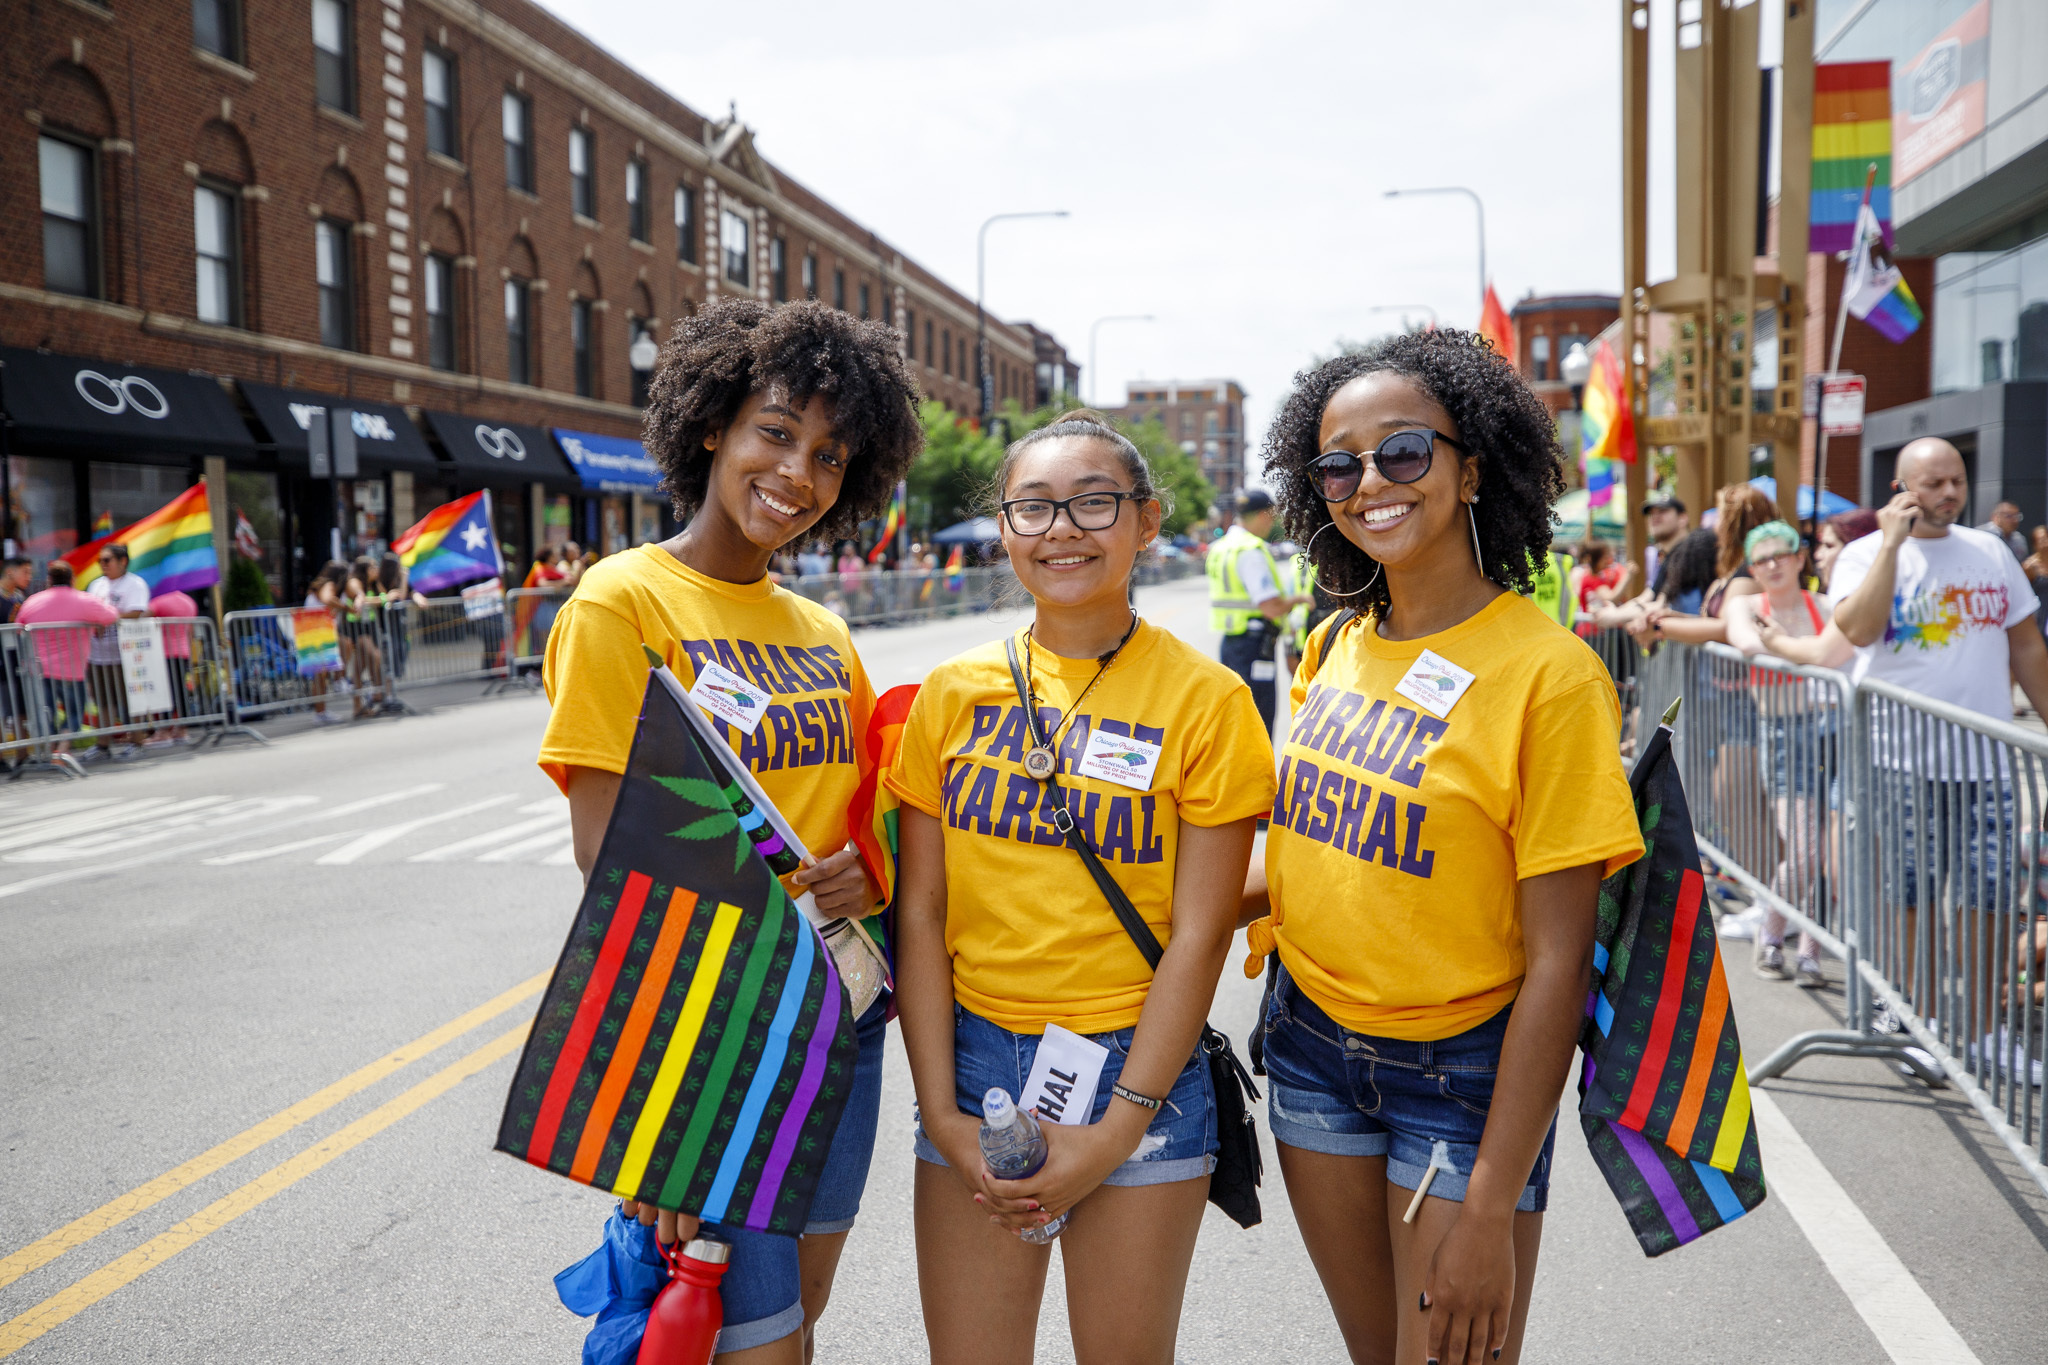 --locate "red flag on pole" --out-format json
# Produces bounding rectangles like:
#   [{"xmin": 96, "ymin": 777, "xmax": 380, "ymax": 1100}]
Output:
[{"xmin": 1479, "ymin": 284, "xmax": 1516, "ymax": 366}]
